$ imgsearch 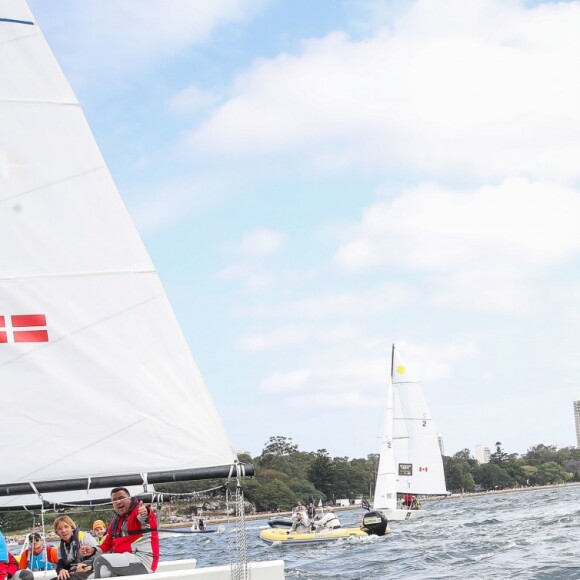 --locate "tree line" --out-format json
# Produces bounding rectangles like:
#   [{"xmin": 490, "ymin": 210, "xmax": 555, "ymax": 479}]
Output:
[
  {"xmin": 2, "ymin": 437, "xmax": 579, "ymax": 532},
  {"xmin": 239, "ymin": 437, "xmax": 580, "ymax": 511}
]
